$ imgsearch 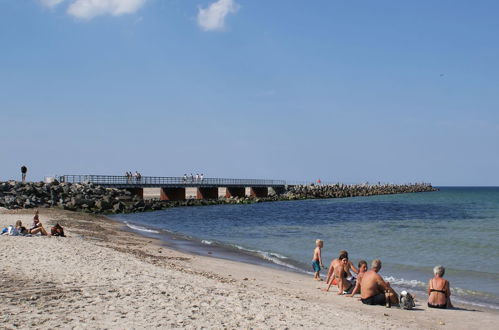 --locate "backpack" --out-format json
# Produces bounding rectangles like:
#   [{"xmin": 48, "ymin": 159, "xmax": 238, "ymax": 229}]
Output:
[{"xmin": 400, "ymin": 291, "xmax": 415, "ymax": 310}]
